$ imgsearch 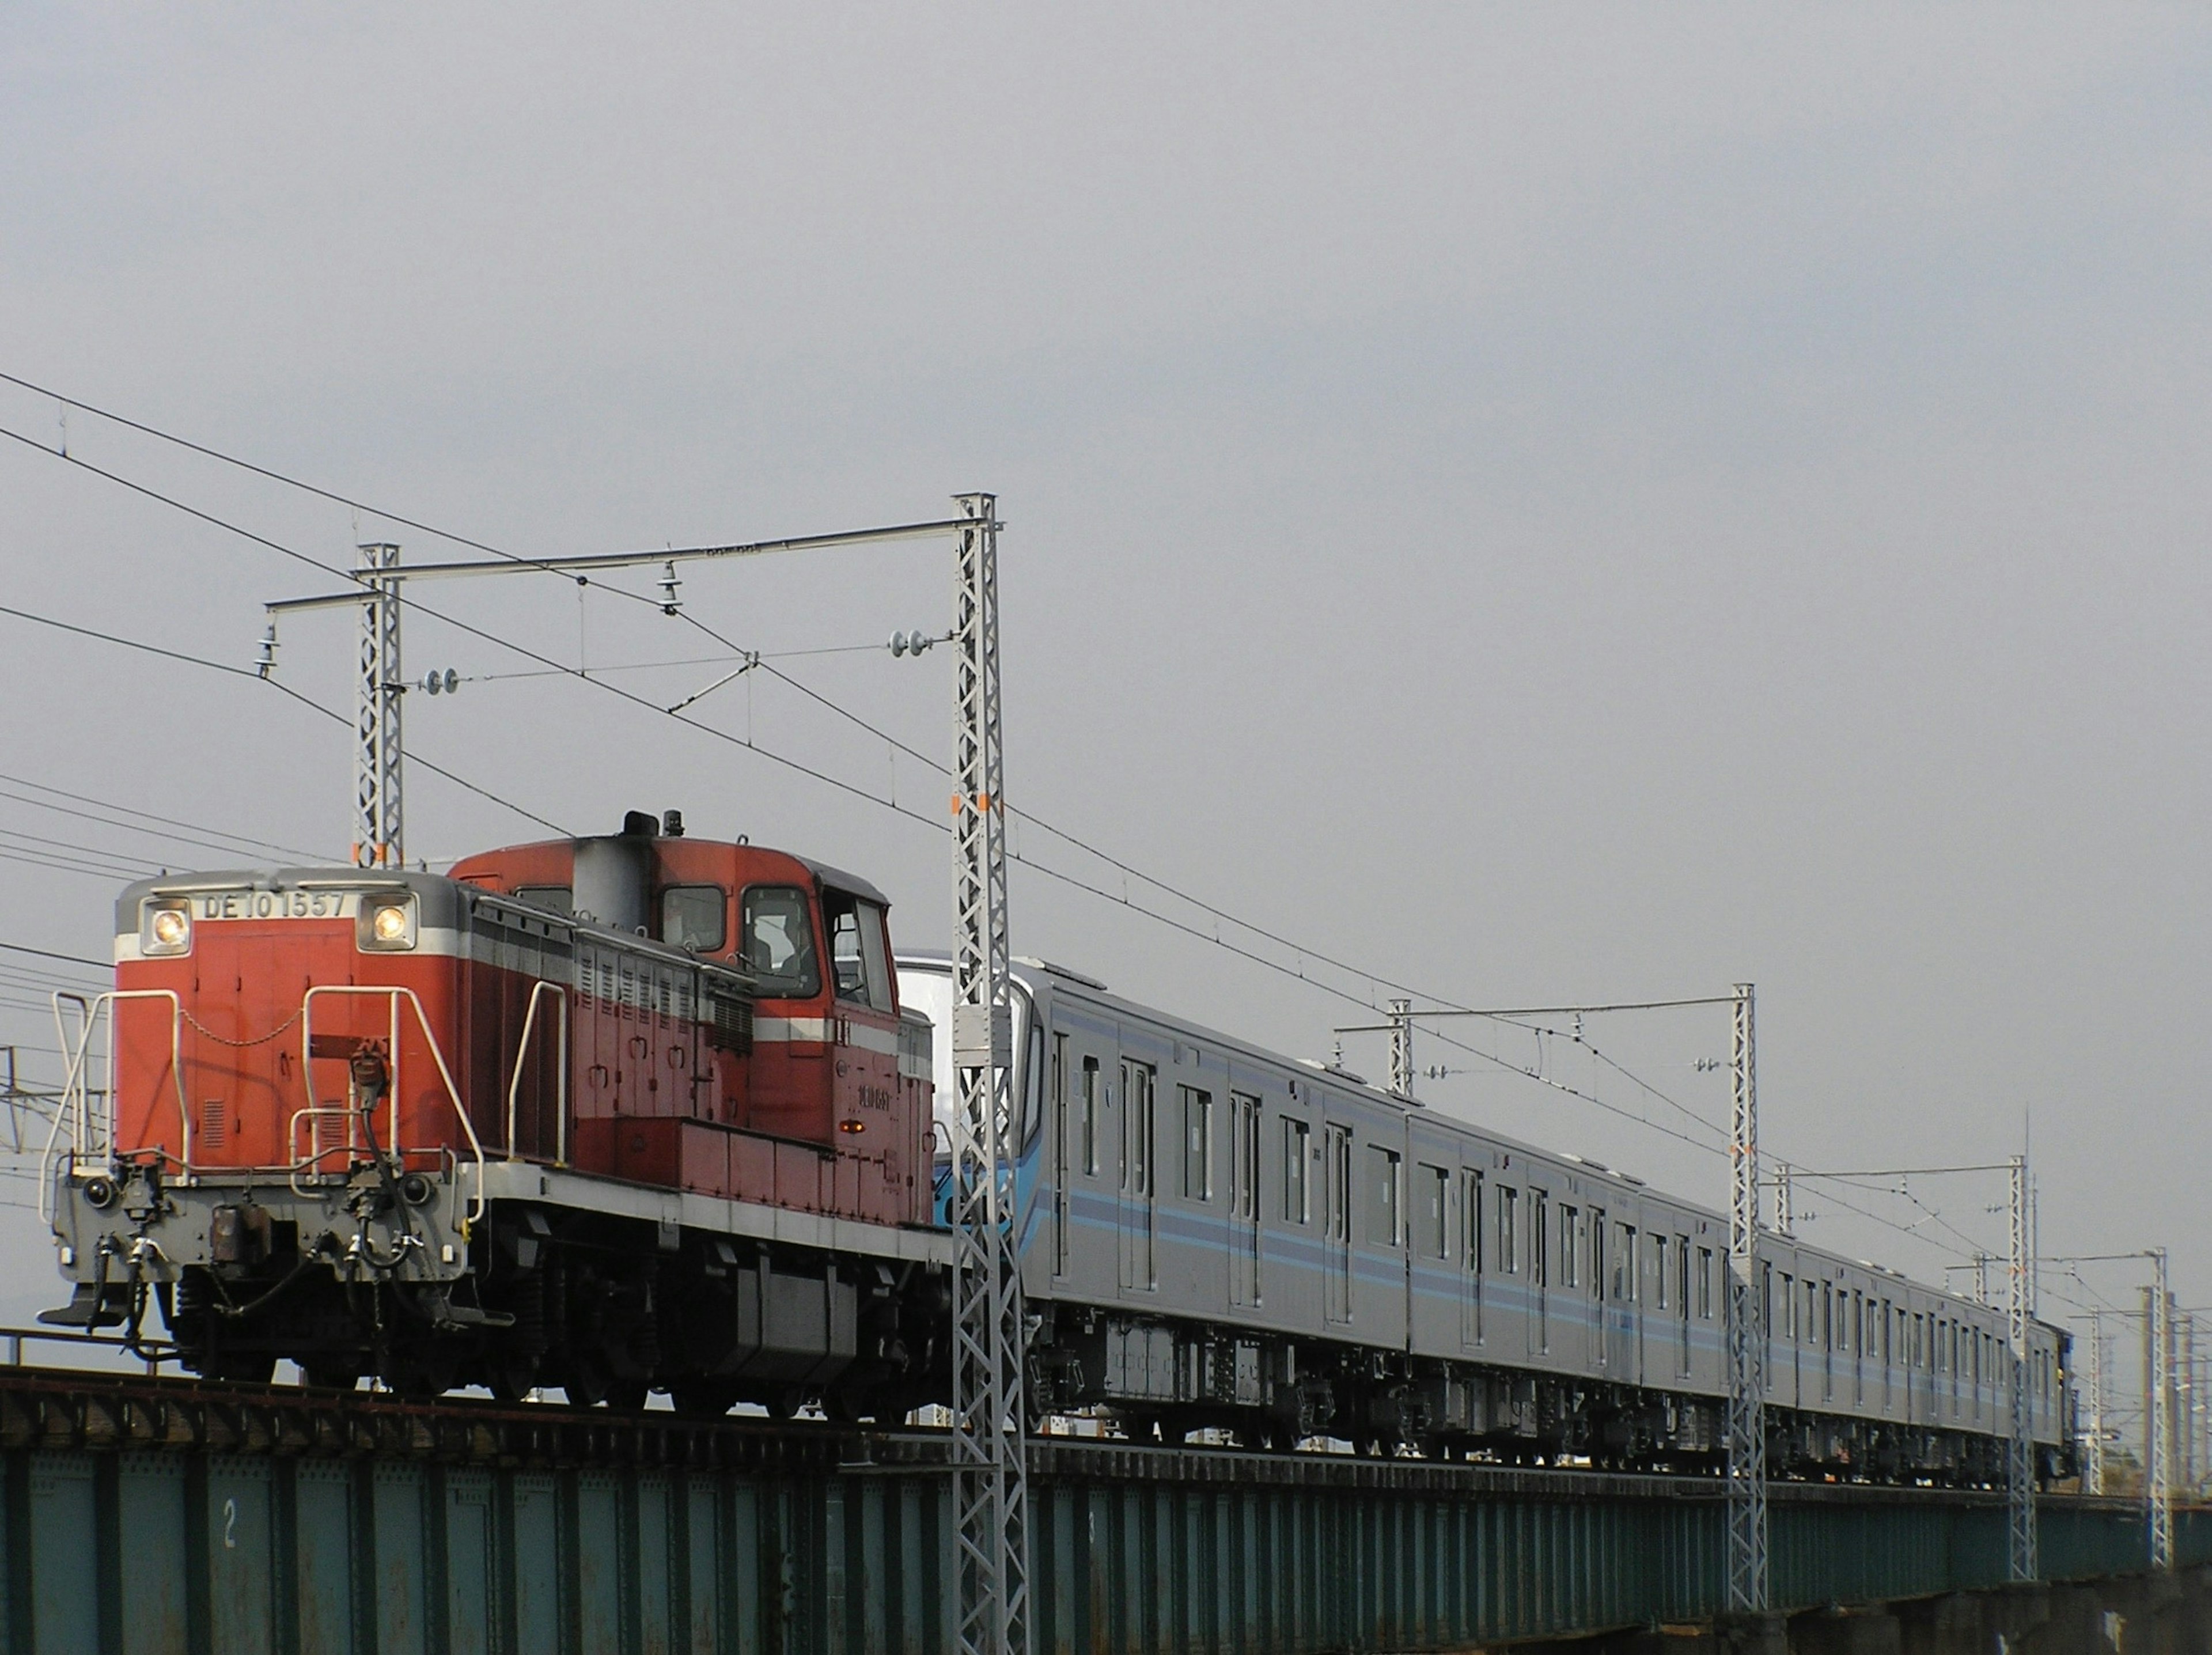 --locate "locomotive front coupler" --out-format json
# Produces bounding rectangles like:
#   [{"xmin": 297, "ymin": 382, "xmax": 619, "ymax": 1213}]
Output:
[{"xmin": 84, "ymin": 1157, "xmax": 172, "ymax": 1226}]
